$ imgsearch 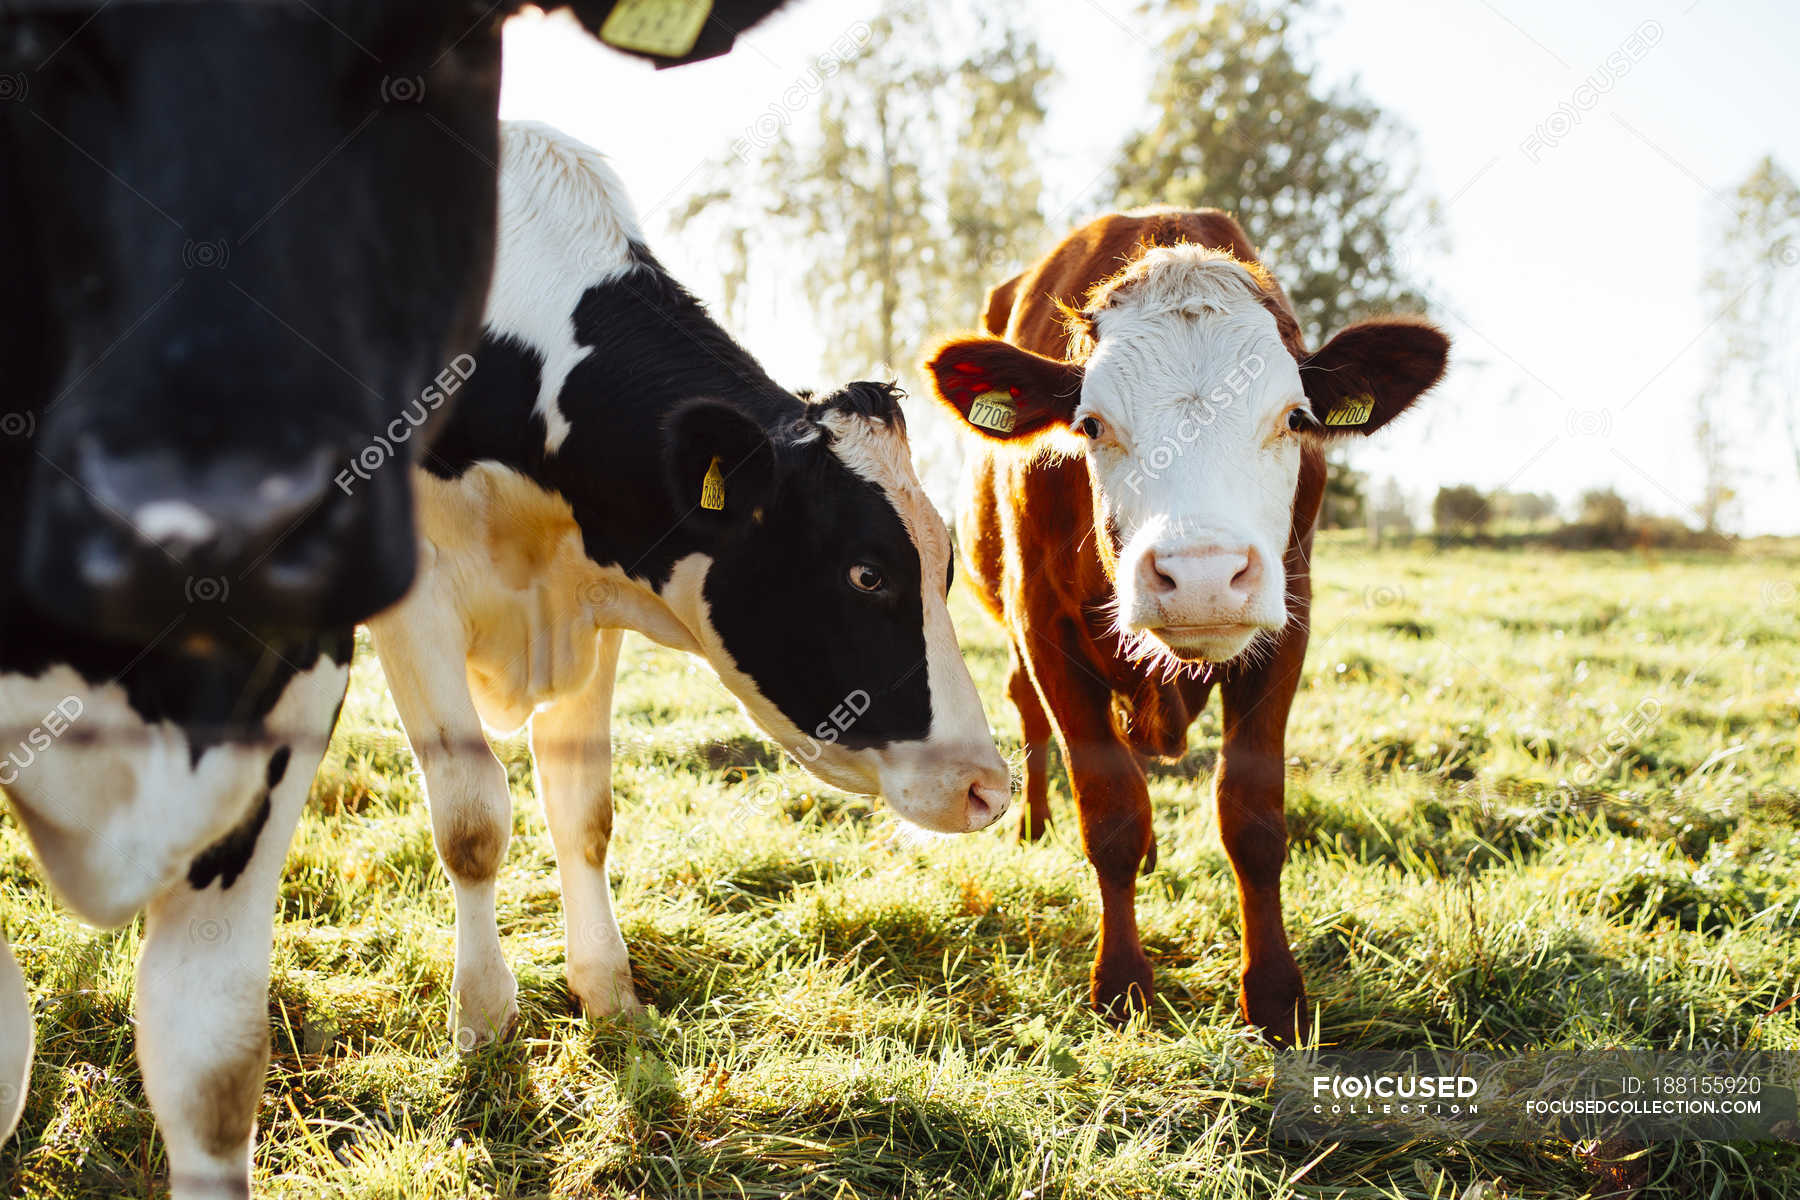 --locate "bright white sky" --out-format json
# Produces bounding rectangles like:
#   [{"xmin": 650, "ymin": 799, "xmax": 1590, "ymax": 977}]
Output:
[{"xmin": 500, "ymin": 0, "xmax": 1800, "ymax": 533}]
